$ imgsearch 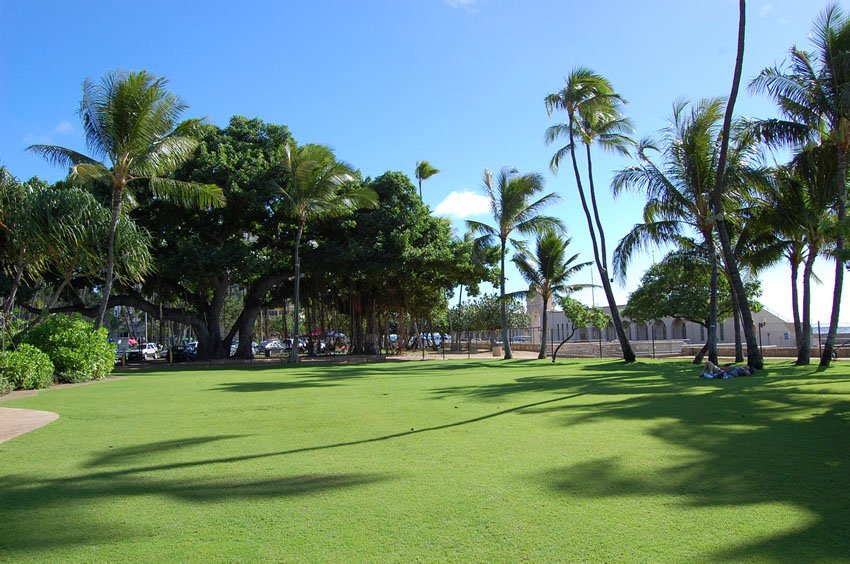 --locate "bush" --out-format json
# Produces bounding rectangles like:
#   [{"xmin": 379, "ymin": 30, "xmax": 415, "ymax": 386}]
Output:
[
  {"xmin": 0, "ymin": 343, "xmax": 55, "ymax": 389},
  {"xmin": 23, "ymin": 314, "xmax": 115, "ymax": 383},
  {"xmin": 0, "ymin": 375, "xmax": 11, "ymax": 395}
]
